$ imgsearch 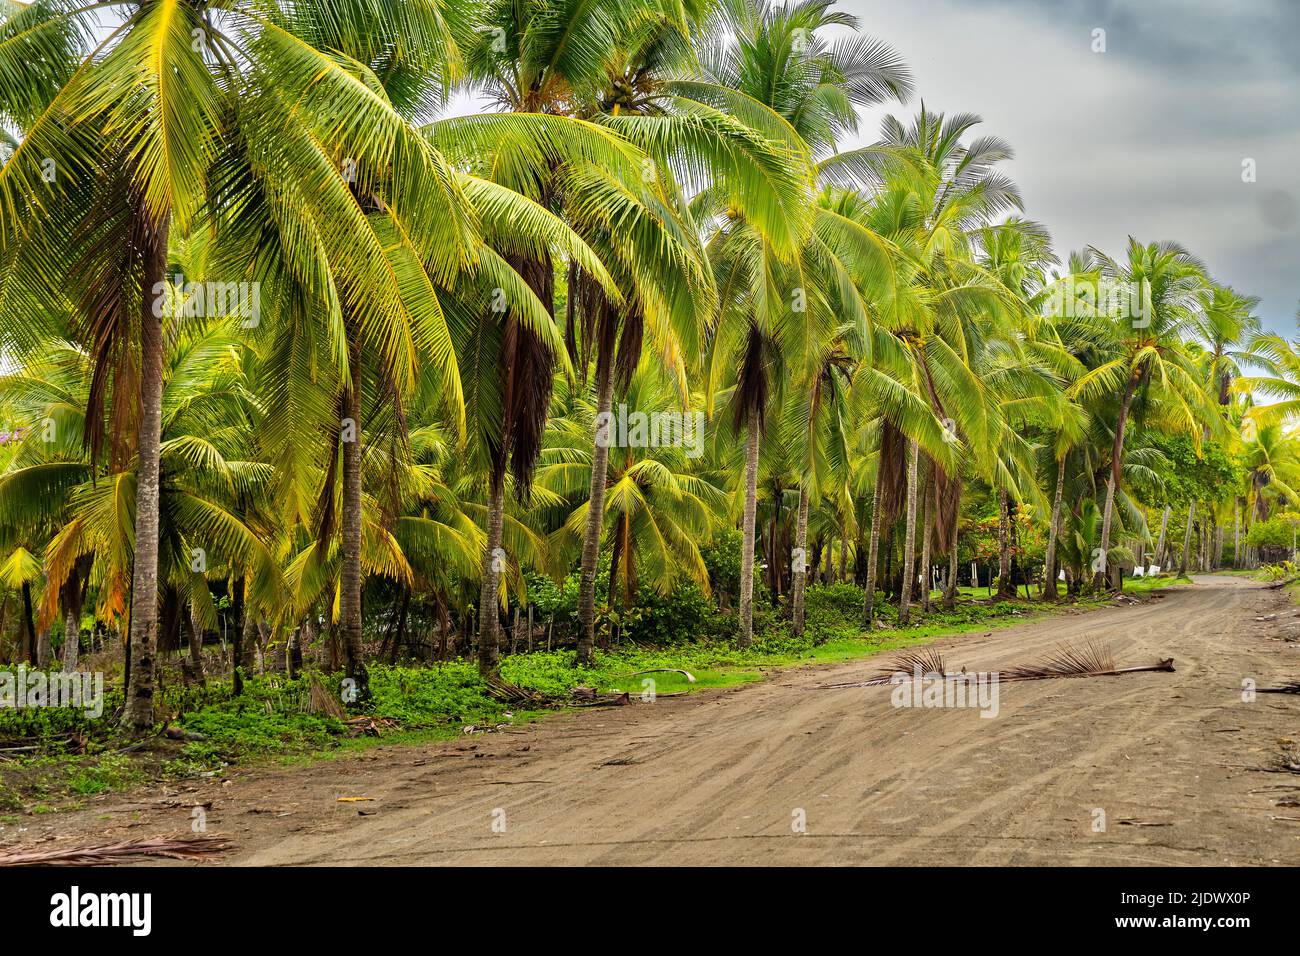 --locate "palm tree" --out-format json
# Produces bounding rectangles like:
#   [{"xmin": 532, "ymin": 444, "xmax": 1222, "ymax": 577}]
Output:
[
  {"xmin": 1068, "ymin": 240, "xmax": 1216, "ymax": 590},
  {"xmin": 0, "ymin": 321, "xmax": 281, "ymax": 681},
  {"xmin": 0, "ymin": 0, "xmax": 484, "ymax": 724},
  {"xmin": 538, "ymin": 362, "xmax": 726, "ymax": 611},
  {"xmin": 464, "ymin": 0, "xmax": 818, "ymax": 665},
  {"xmin": 696, "ymin": 0, "xmax": 910, "ymax": 645},
  {"xmin": 842, "ymin": 110, "xmax": 1054, "ymax": 620}
]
